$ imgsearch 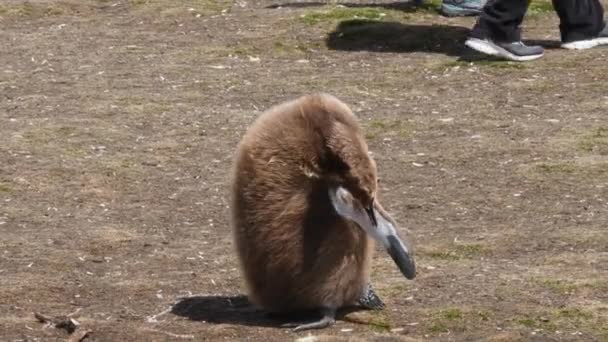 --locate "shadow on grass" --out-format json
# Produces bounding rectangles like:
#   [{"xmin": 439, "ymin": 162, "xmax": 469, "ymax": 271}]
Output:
[
  {"xmin": 326, "ymin": 20, "xmax": 469, "ymax": 56},
  {"xmin": 523, "ymin": 39, "xmax": 562, "ymax": 49},
  {"xmin": 171, "ymin": 295, "xmax": 277, "ymax": 327},
  {"xmin": 267, "ymin": 1, "xmax": 430, "ymax": 12},
  {"xmin": 327, "ymin": 20, "xmax": 564, "ymax": 59},
  {"xmin": 171, "ymin": 295, "xmax": 369, "ymax": 328}
]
